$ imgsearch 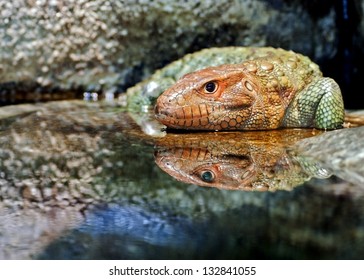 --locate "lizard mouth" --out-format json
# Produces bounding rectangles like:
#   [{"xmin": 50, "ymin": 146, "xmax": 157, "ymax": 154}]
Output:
[{"xmin": 154, "ymin": 103, "xmax": 213, "ymax": 129}]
